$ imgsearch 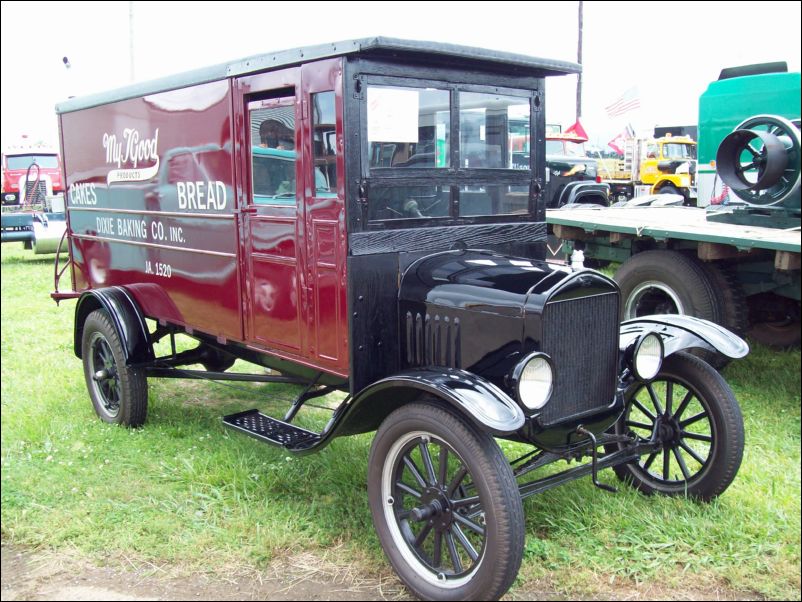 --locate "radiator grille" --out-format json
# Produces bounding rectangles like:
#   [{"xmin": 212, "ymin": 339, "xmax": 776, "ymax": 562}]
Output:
[
  {"xmin": 539, "ymin": 292, "xmax": 619, "ymax": 425},
  {"xmin": 24, "ymin": 180, "xmax": 47, "ymax": 203}
]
